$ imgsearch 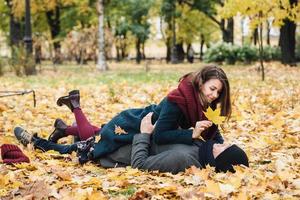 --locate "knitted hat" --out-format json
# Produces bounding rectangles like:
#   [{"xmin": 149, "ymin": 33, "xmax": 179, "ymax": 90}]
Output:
[
  {"xmin": 1, "ymin": 144, "xmax": 30, "ymax": 164},
  {"xmin": 215, "ymin": 144, "xmax": 249, "ymax": 173}
]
